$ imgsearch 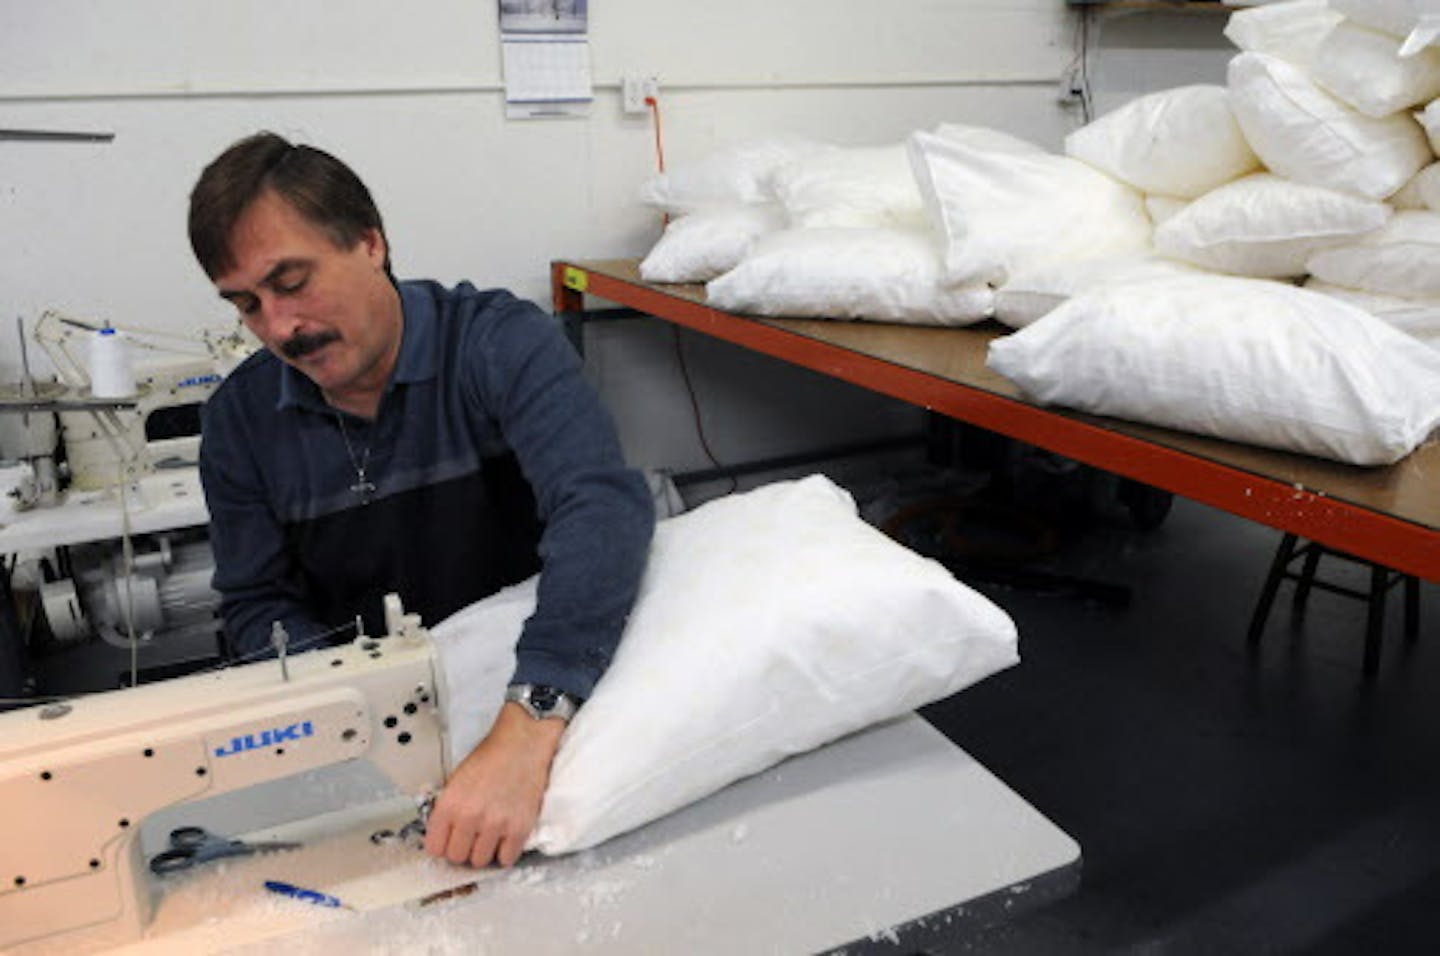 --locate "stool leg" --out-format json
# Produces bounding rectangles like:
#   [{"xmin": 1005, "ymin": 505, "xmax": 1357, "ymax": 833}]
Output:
[
  {"xmin": 1292, "ymin": 544, "xmax": 1322, "ymax": 614},
  {"xmin": 1363, "ymin": 564, "xmax": 1387, "ymax": 678},
  {"xmin": 1249, "ymin": 533, "xmax": 1298, "ymax": 649},
  {"xmin": 1404, "ymin": 576, "xmax": 1420, "ymax": 645}
]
